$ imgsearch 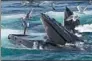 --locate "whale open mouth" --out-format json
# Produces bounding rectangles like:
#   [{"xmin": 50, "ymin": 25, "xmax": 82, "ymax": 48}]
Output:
[{"xmin": 41, "ymin": 13, "xmax": 83, "ymax": 46}]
